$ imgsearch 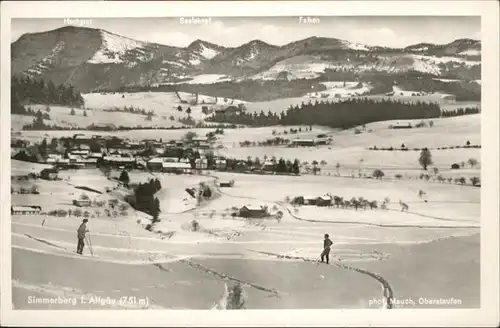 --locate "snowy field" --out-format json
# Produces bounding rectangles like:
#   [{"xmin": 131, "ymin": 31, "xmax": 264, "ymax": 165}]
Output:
[
  {"xmin": 10, "ymin": 112, "xmax": 481, "ymax": 309},
  {"xmin": 11, "ymin": 167, "xmax": 480, "ymax": 309}
]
